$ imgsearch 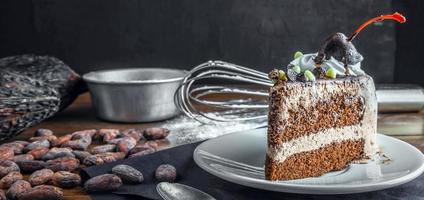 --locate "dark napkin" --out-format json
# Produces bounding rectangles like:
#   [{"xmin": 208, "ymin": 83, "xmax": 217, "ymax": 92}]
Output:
[{"xmin": 82, "ymin": 142, "xmax": 424, "ymax": 200}]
